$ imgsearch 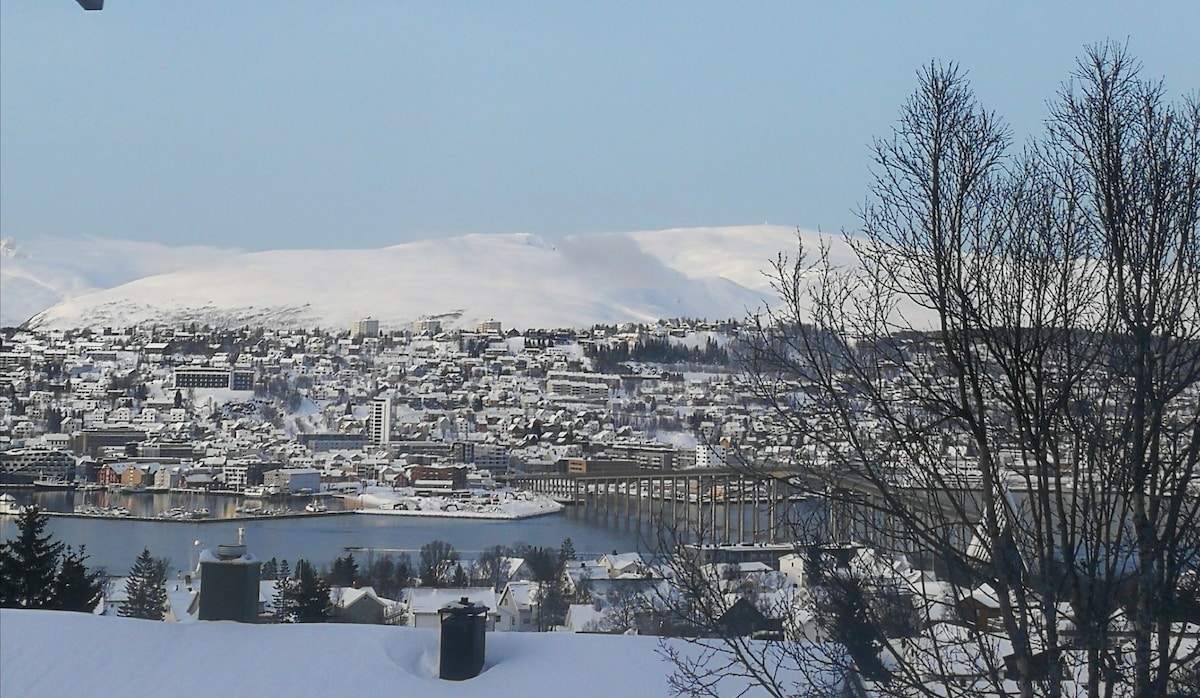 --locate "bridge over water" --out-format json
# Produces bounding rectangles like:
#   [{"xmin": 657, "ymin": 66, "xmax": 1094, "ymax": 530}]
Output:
[{"xmin": 501, "ymin": 468, "xmax": 824, "ymax": 545}]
